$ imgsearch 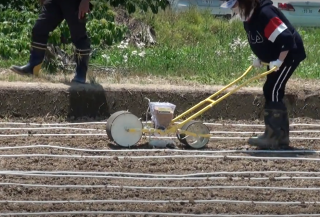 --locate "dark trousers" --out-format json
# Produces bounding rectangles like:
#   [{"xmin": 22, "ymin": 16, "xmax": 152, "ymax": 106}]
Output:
[
  {"xmin": 263, "ymin": 56, "xmax": 300, "ymax": 110},
  {"xmin": 32, "ymin": 0, "xmax": 90, "ymax": 50}
]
